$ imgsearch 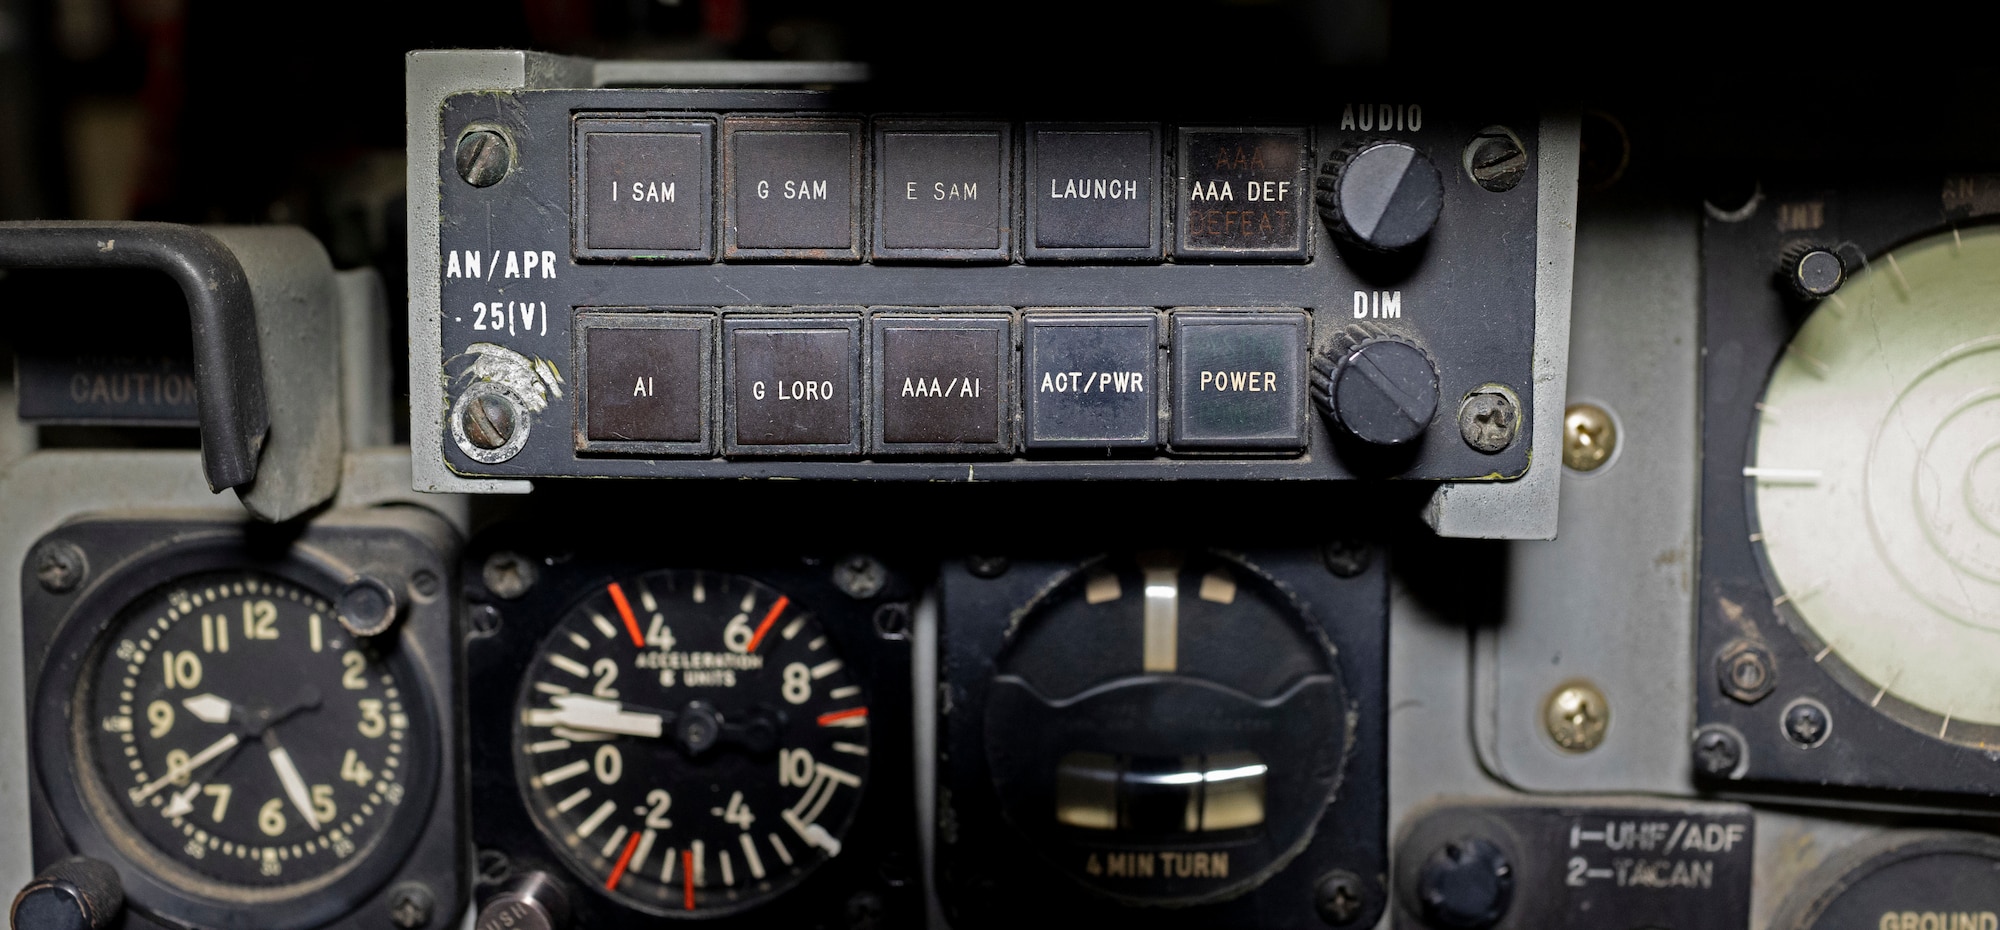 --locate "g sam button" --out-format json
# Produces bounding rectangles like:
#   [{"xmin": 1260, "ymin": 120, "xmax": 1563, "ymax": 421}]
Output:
[
  {"xmin": 575, "ymin": 311, "xmax": 714, "ymax": 455},
  {"xmin": 724, "ymin": 118, "xmax": 862, "ymax": 261},
  {"xmin": 871, "ymin": 312, "xmax": 1012, "ymax": 455},
  {"xmin": 723, "ymin": 313, "xmax": 862, "ymax": 455},
  {"xmin": 1022, "ymin": 312, "xmax": 1160, "ymax": 450},
  {"xmin": 1170, "ymin": 310, "xmax": 1308, "ymax": 451},
  {"xmin": 574, "ymin": 117, "xmax": 716, "ymax": 260}
]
